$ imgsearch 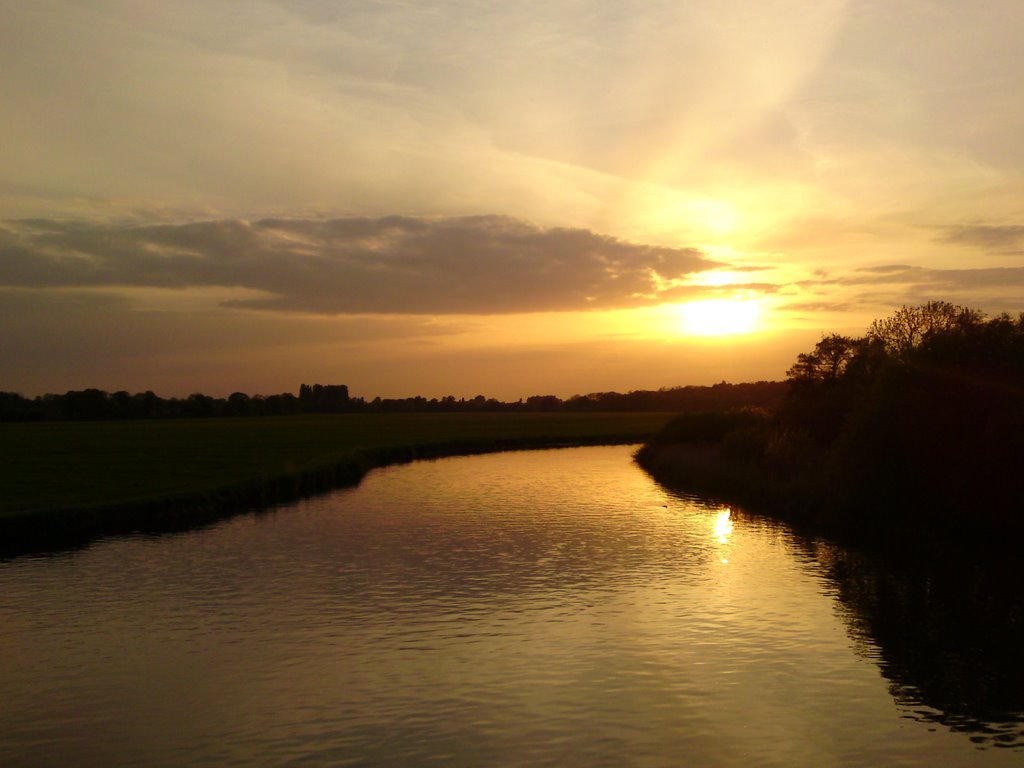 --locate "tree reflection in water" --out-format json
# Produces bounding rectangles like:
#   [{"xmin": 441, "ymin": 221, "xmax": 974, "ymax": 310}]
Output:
[{"xmin": 798, "ymin": 533, "xmax": 1024, "ymax": 749}]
